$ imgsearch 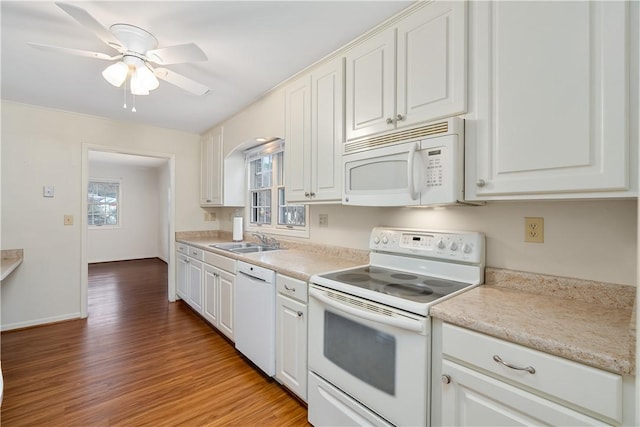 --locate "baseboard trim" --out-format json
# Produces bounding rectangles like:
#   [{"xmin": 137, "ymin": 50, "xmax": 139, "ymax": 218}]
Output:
[{"xmin": 1, "ymin": 312, "xmax": 82, "ymax": 332}]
